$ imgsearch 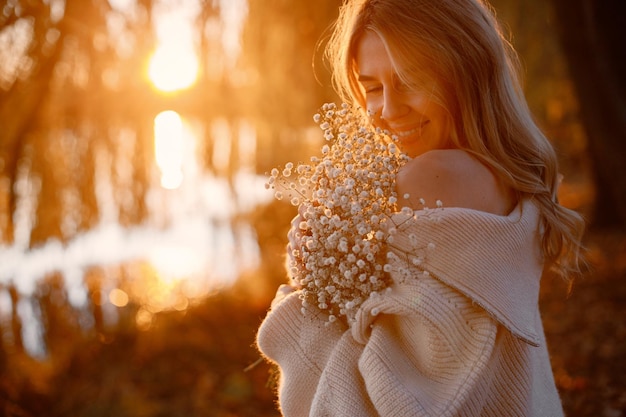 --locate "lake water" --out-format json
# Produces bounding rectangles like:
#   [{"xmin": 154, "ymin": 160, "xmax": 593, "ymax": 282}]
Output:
[{"xmin": 0, "ymin": 114, "xmax": 274, "ymax": 356}]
